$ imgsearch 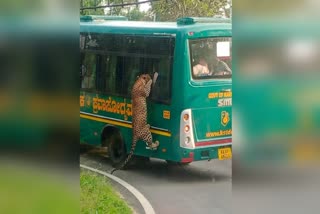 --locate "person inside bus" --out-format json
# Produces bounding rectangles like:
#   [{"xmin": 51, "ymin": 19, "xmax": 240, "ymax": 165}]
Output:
[
  {"xmin": 209, "ymin": 57, "xmax": 232, "ymax": 76},
  {"xmin": 192, "ymin": 57, "xmax": 212, "ymax": 76}
]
